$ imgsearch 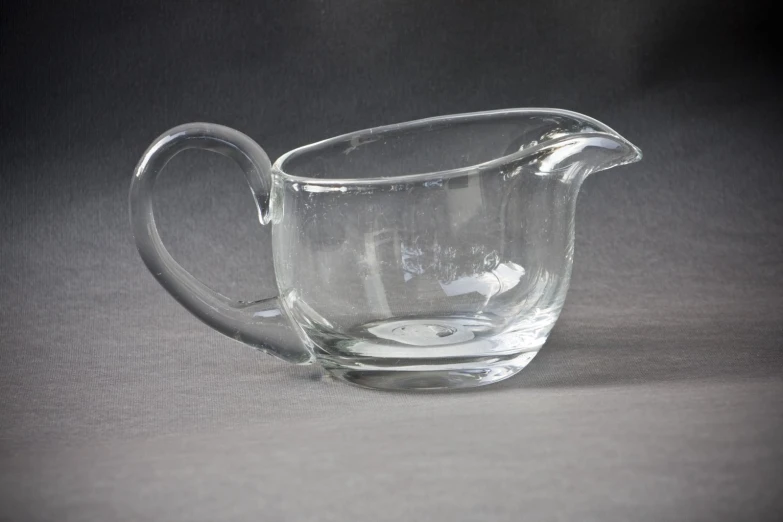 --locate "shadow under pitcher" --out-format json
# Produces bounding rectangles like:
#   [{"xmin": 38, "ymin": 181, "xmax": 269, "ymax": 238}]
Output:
[{"xmin": 130, "ymin": 109, "xmax": 642, "ymax": 391}]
